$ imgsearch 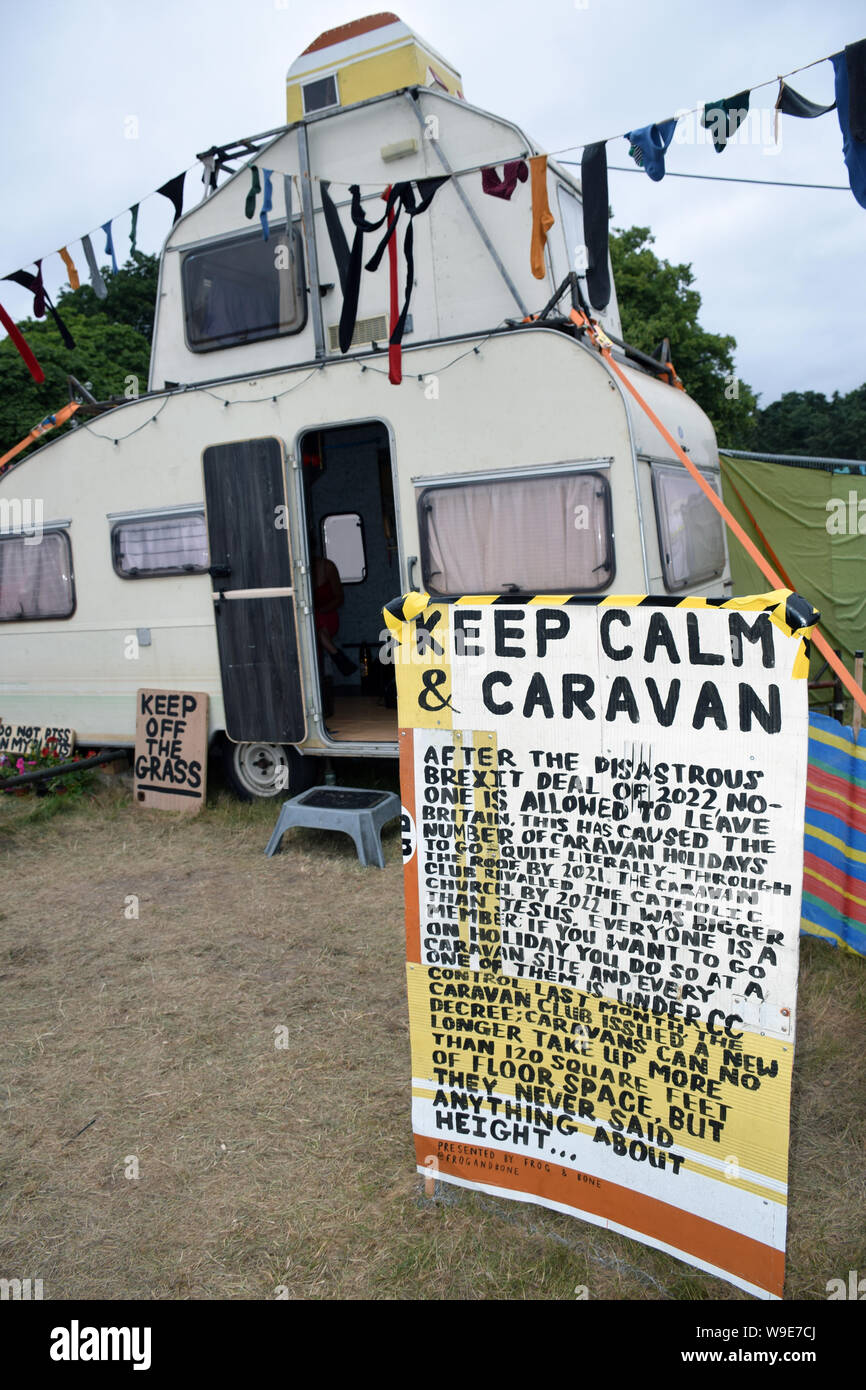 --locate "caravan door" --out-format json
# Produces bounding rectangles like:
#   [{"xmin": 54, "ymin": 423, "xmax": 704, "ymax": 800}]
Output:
[{"xmin": 202, "ymin": 437, "xmax": 306, "ymax": 744}]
